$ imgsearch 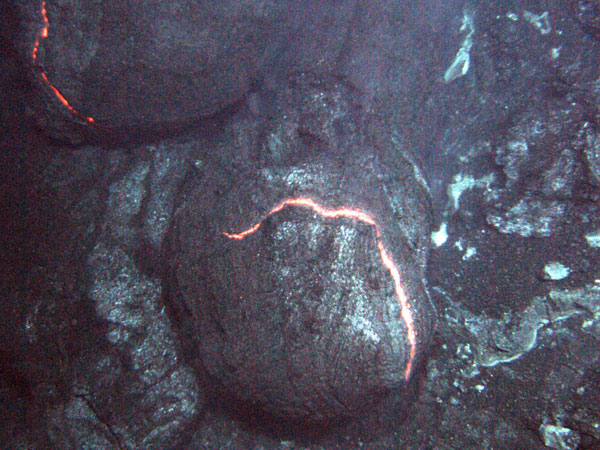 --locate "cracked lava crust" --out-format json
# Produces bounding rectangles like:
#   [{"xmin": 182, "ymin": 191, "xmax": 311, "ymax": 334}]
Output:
[{"xmin": 167, "ymin": 159, "xmax": 436, "ymax": 423}]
